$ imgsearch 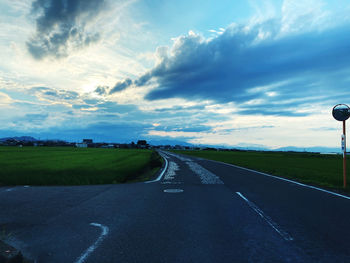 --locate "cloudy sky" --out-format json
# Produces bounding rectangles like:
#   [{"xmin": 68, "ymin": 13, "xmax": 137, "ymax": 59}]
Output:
[{"xmin": 1, "ymin": 0, "xmax": 350, "ymax": 149}]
